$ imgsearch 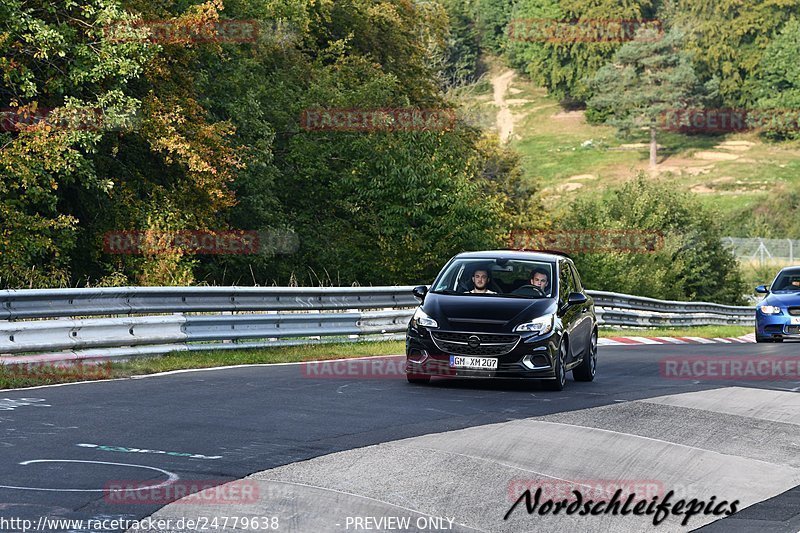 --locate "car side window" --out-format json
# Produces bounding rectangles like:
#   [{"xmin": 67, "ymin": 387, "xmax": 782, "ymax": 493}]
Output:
[
  {"xmin": 559, "ymin": 261, "xmax": 574, "ymax": 302},
  {"xmin": 569, "ymin": 263, "xmax": 583, "ymax": 292}
]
